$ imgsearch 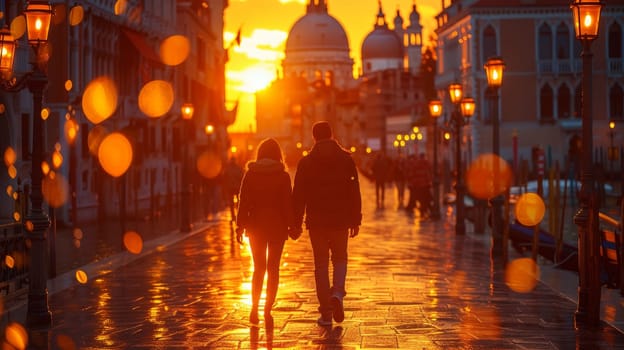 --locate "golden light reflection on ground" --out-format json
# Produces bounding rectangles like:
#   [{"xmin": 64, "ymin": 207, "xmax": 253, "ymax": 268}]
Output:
[{"xmin": 460, "ymin": 305, "xmax": 502, "ymax": 341}]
